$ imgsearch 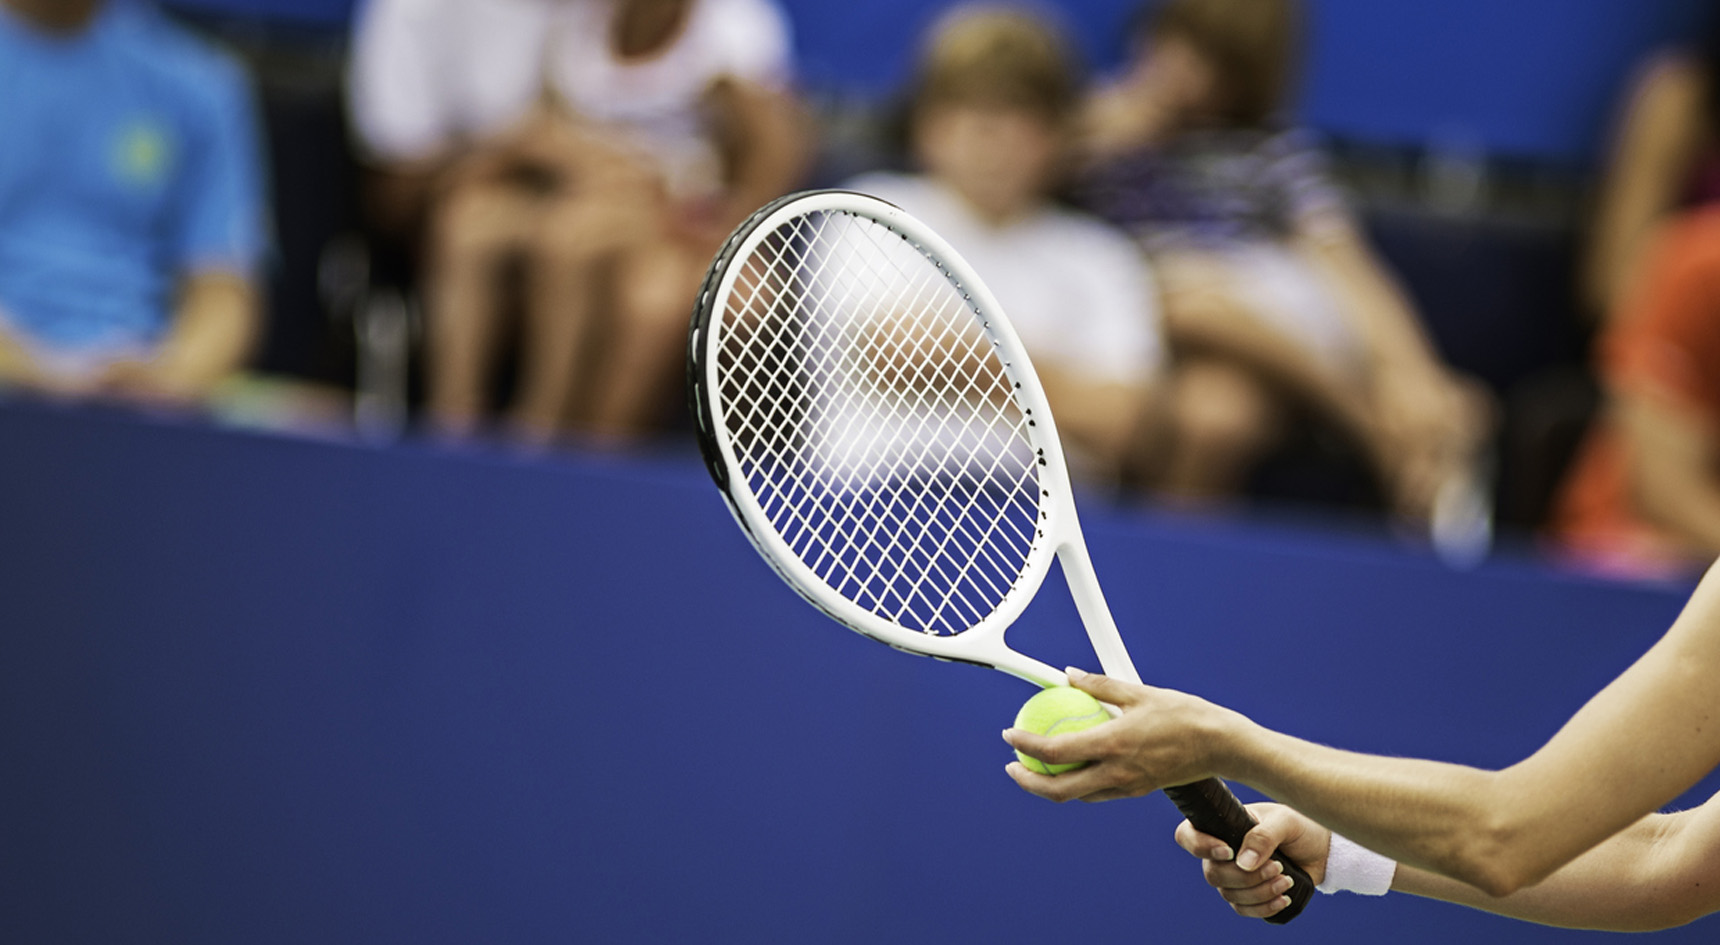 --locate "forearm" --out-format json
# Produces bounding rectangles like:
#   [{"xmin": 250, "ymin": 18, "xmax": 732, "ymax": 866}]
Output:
[
  {"xmin": 1620, "ymin": 393, "xmax": 1720, "ymax": 554},
  {"xmin": 154, "ymin": 272, "xmax": 259, "ymax": 396},
  {"xmin": 1166, "ymin": 299, "xmax": 1371, "ymax": 437},
  {"xmin": 713, "ymin": 81, "xmax": 808, "ymax": 227},
  {"xmin": 1633, "ymin": 466, "xmax": 1720, "ymax": 554},
  {"xmin": 1395, "ymin": 809, "xmax": 1718, "ymax": 931},
  {"xmin": 1036, "ymin": 368, "xmax": 1149, "ymax": 476},
  {"xmin": 1298, "ymin": 229, "xmax": 1442, "ymax": 376},
  {"xmin": 0, "ymin": 320, "xmax": 44, "ymax": 386},
  {"xmin": 1223, "ymin": 728, "xmax": 1522, "ymax": 893},
  {"xmin": 1222, "ymin": 578, "xmax": 1720, "ymax": 896},
  {"xmin": 1583, "ymin": 57, "xmax": 1703, "ymax": 319}
]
